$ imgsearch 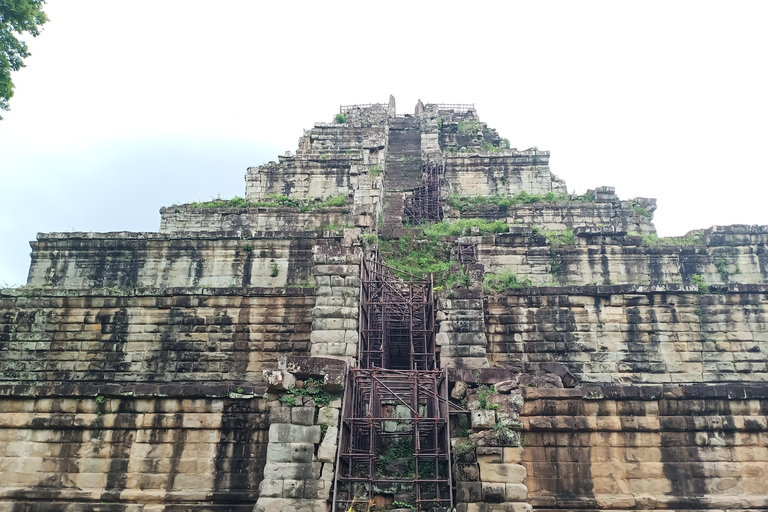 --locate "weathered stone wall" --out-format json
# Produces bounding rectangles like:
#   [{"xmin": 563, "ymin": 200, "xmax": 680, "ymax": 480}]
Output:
[
  {"xmin": 520, "ymin": 384, "xmax": 768, "ymax": 512},
  {"xmin": 245, "ymin": 124, "xmax": 387, "ymax": 202},
  {"xmin": 436, "ymin": 267, "xmax": 490, "ymax": 370},
  {"xmin": 0, "ymin": 391, "xmax": 268, "ymax": 512},
  {"xmin": 477, "ymin": 225, "xmax": 768, "ymax": 286},
  {"xmin": 444, "ymin": 152, "xmax": 567, "ymax": 197},
  {"xmin": 485, "ymin": 285, "xmax": 768, "ymax": 385},
  {"xmin": 452, "ymin": 201, "xmax": 655, "ymax": 235},
  {"xmin": 158, "ymin": 207, "xmax": 352, "ymax": 234},
  {"xmin": 0, "ymin": 288, "xmax": 314, "ymax": 386},
  {"xmin": 27, "ymin": 232, "xmax": 338, "ymax": 288}
]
